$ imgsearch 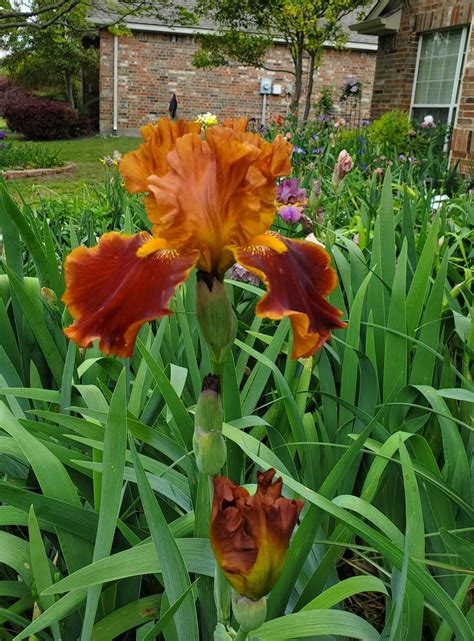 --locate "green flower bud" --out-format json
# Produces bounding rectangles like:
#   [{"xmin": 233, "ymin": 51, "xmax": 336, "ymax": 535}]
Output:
[
  {"xmin": 232, "ymin": 591, "xmax": 267, "ymax": 632},
  {"xmin": 196, "ymin": 271, "xmax": 237, "ymax": 366},
  {"xmin": 195, "ymin": 374, "xmax": 223, "ymax": 432},
  {"xmin": 193, "ymin": 426, "xmax": 227, "ymax": 475},
  {"xmin": 193, "ymin": 374, "xmax": 226, "ymax": 475}
]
